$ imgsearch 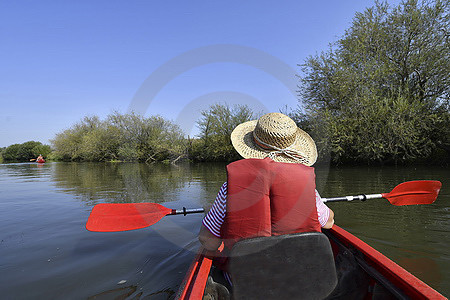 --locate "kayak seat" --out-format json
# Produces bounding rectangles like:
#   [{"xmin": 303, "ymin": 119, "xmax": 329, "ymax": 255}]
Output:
[{"xmin": 229, "ymin": 232, "xmax": 338, "ymax": 300}]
